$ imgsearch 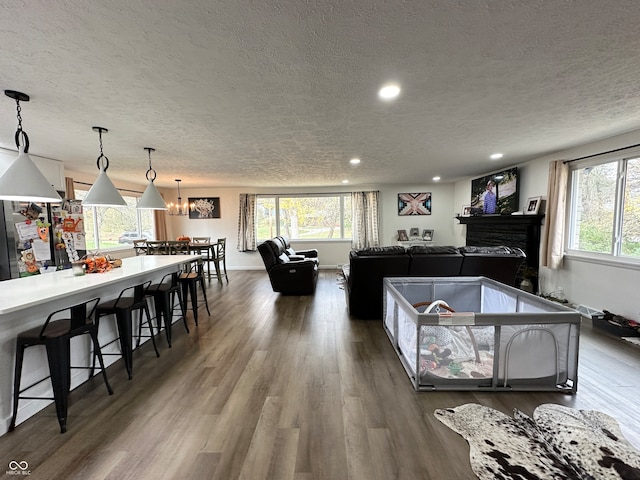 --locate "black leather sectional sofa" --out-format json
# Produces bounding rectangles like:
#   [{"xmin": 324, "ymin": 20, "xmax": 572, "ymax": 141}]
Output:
[
  {"xmin": 343, "ymin": 245, "xmax": 526, "ymax": 319},
  {"xmin": 258, "ymin": 236, "xmax": 319, "ymax": 295}
]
